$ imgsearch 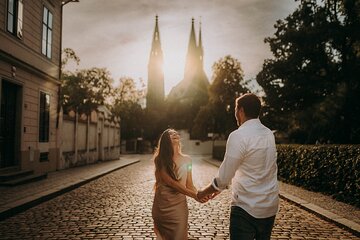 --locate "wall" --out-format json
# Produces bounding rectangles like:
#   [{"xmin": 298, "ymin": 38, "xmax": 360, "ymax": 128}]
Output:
[
  {"xmin": 59, "ymin": 109, "xmax": 120, "ymax": 170},
  {"xmin": 178, "ymin": 130, "xmax": 213, "ymax": 155}
]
